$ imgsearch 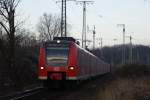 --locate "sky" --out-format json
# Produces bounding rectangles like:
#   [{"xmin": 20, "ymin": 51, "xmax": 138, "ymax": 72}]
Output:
[{"xmin": 18, "ymin": 0, "xmax": 150, "ymax": 47}]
